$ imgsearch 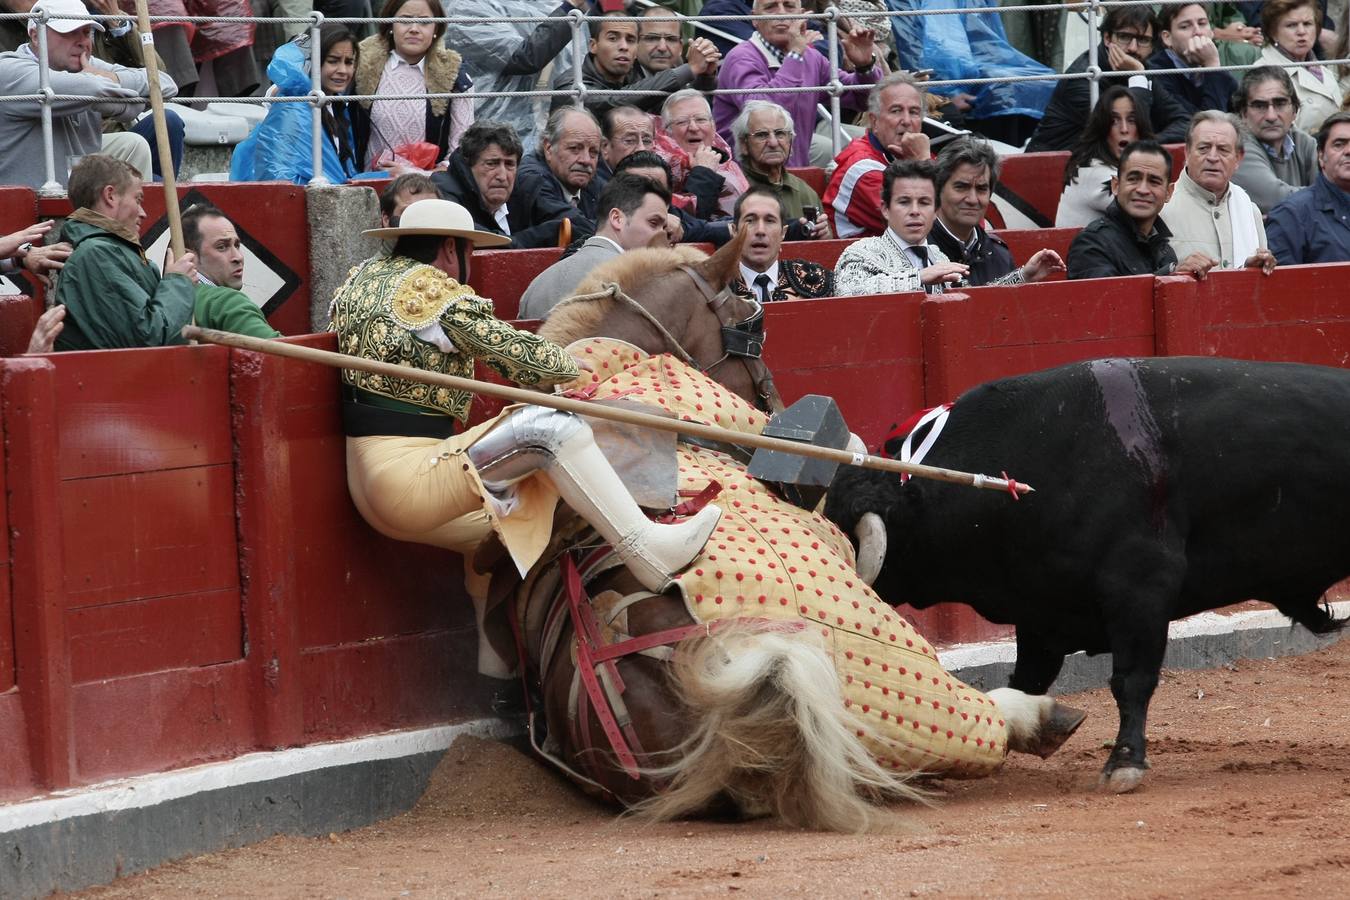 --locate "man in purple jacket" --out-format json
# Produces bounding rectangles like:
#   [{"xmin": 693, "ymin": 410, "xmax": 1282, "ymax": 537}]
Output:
[{"xmin": 712, "ymin": 0, "xmax": 882, "ymax": 169}]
